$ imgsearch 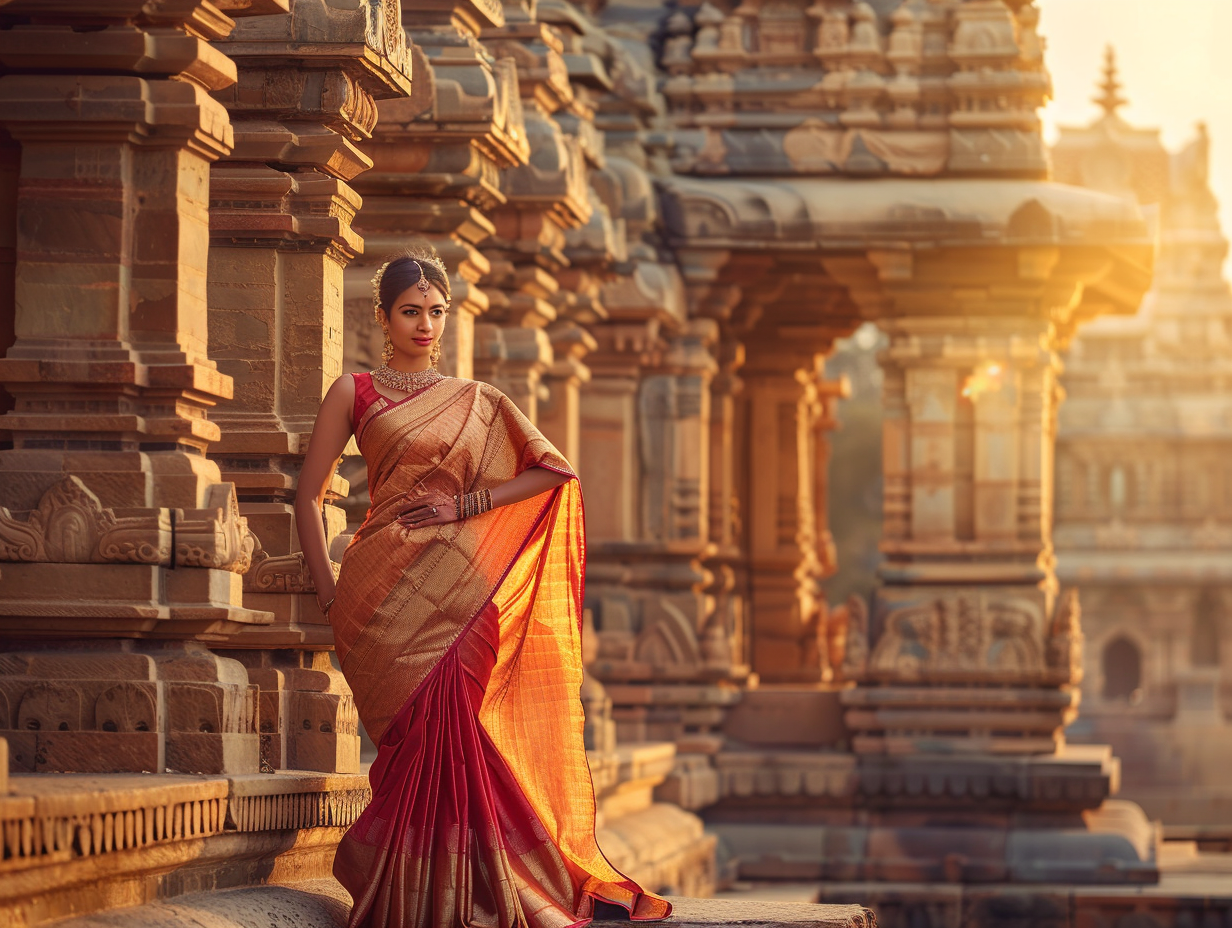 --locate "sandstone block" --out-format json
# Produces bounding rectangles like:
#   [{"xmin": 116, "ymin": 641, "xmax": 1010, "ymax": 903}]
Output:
[
  {"xmin": 724, "ymin": 688, "xmax": 849, "ymax": 749},
  {"xmin": 166, "ymin": 731, "xmax": 259, "ymax": 776},
  {"xmin": 4, "ymin": 731, "xmax": 162, "ymax": 774}
]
